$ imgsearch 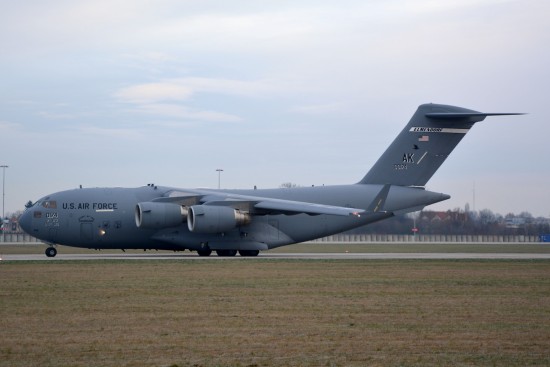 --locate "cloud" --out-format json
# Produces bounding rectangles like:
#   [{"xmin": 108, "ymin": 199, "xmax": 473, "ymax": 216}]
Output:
[
  {"xmin": 114, "ymin": 77, "xmax": 296, "ymax": 122},
  {"xmin": 136, "ymin": 103, "xmax": 242, "ymax": 122},
  {"xmin": 1, "ymin": 0, "xmax": 539, "ymax": 62},
  {"xmin": 0, "ymin": 120, "xmax": 21, "ymax": 132},
  {"xmin": 290, "ymin": 102, "xmax": 346, "ymax": 115},
  {"xmin": 176, "ymin": 77, "xmax": 290, "ymax": 97},
  {"xmin": 36, "ymin": 111, "xmax": 76, "ymax": 120},
  {"xmin": 2, "ymin": 0, "xmax": 549, "ymax": 216},
  {"xmin": 115, "ymin": 83, "xmax": 193, "ymax": 104},
  {"xmin": 115, "ymin": 77, "xmax": 293, "ymax": 103},
  {"xmin": 379, "ymin": 0, "xmax": 513, "ymax": 16},
  {"xmin": 144, "ymin": 10, "xmax": 317, "ymax": 50},
  {"xmin": 76, "ymin": 125, "xmax": 145, "ymax": 141},
  {"xmin": 0, "ymin": 2, "xmax": 322, "ymax": 59}
]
